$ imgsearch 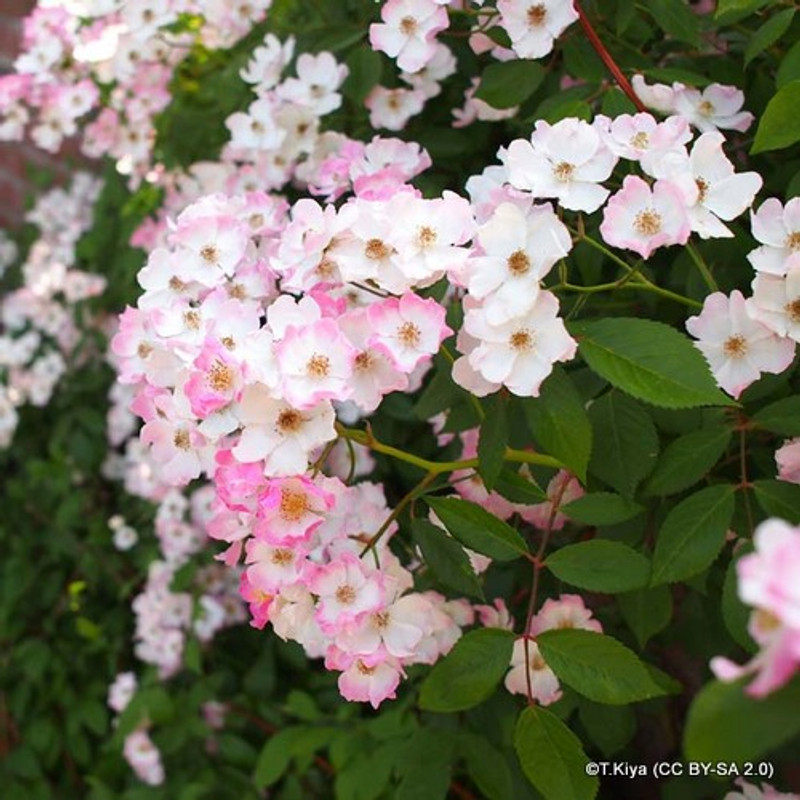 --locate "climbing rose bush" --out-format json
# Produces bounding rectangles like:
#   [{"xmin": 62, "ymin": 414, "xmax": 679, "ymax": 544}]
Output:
[{"xmin": 3, "ymin": 1, "xmax": 800, "ymax": 799}]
